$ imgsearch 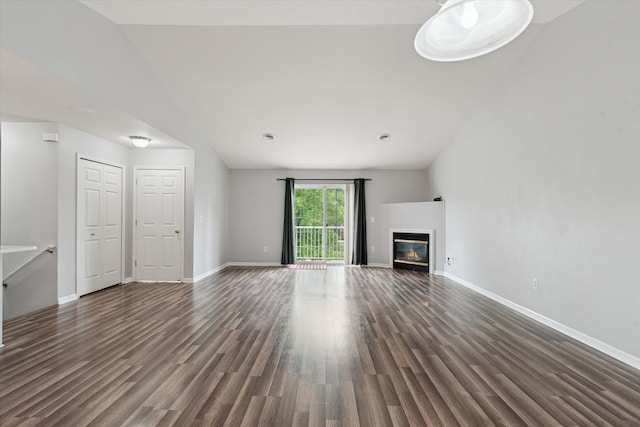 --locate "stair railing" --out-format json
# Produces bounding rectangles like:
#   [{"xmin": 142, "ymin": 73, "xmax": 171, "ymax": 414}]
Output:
[{"xmin": 2, "ymin": 245, "xmax": 56, "ymax": 287}]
